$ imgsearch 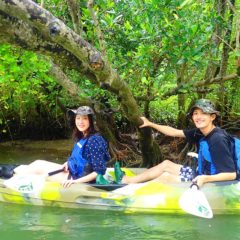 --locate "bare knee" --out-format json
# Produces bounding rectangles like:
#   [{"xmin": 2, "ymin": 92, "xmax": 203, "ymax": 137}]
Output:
[
  {"xmin": 156, "ymin": 160, "xmax": 173, "ymax": 169},
  {"xmin": 30, "ymin": 160, "xmax": 48, "ymax": 167},
  {"xmin": 162, "ymin": 160, "xmax": 172, "ymax": 166},
  {"xmin": 28, "ymin": 160, "xmax": 51, "ymax": 174}
]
